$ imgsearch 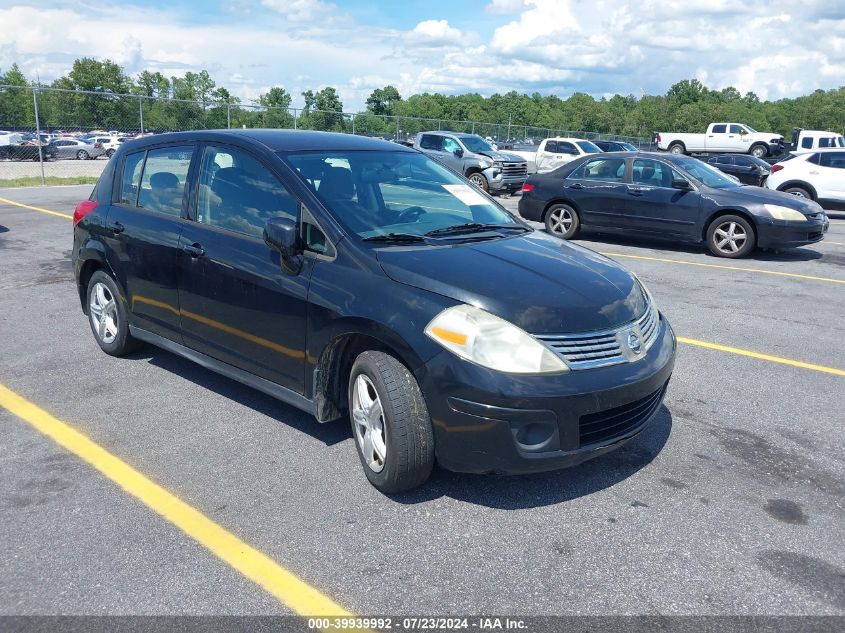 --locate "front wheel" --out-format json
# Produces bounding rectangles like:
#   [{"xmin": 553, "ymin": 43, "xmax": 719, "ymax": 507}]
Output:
[
  {"xmin": 668, "ymin": 142, "xmax": 685, "ymax": 154},
  {"xmin": 545, "ymin": 203, "xmax": 580, "ymax": 239},
  {"xmin": 467, "ymin": 172, "xmax": 489, "ymax": 192},
  {"xmin": 77, "ymin": 150, "xmax": 89, "ymax": 160},
  {"xmin": 784, "ymin": 186, "xmax": 812, "ymax": 199},
  {"xmin": 750, "ymin": 144, "xmax": 768, "ymax": 158},
  {"xmin": 348, "ymin": 351, "xmax": 434, "ymax": 493},
  {"xmin": 706, "ymin": 215, "xmax": 756, "ymax": 258}
]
